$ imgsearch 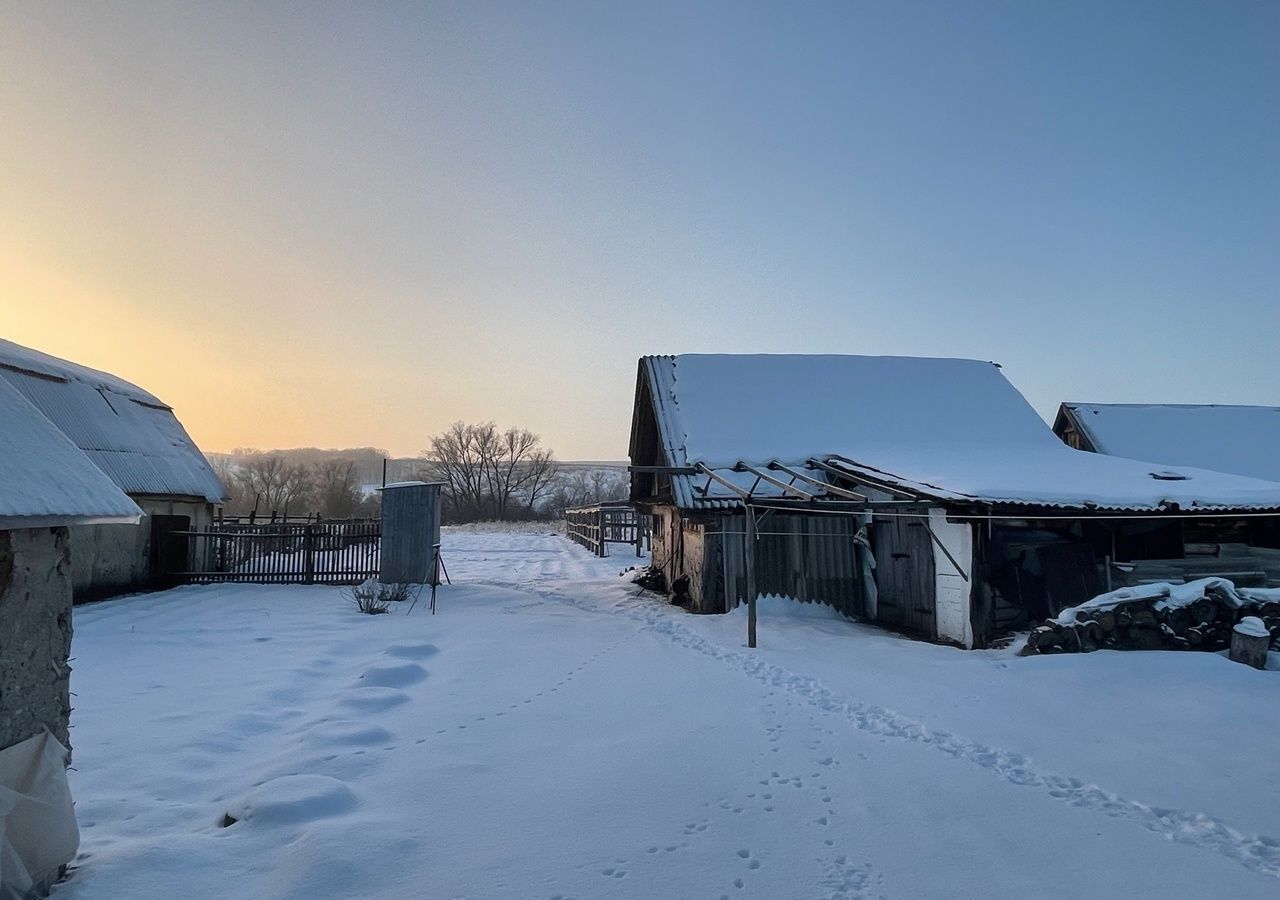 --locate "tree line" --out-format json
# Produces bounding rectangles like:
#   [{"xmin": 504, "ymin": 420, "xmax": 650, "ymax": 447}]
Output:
[
  {"xmin": 207, "ymin": 423, "xmax": 627, "ymax": 523},
  {"xmin": 209, "ymin": 450, "xmax": 380, "ymax": 519}
]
